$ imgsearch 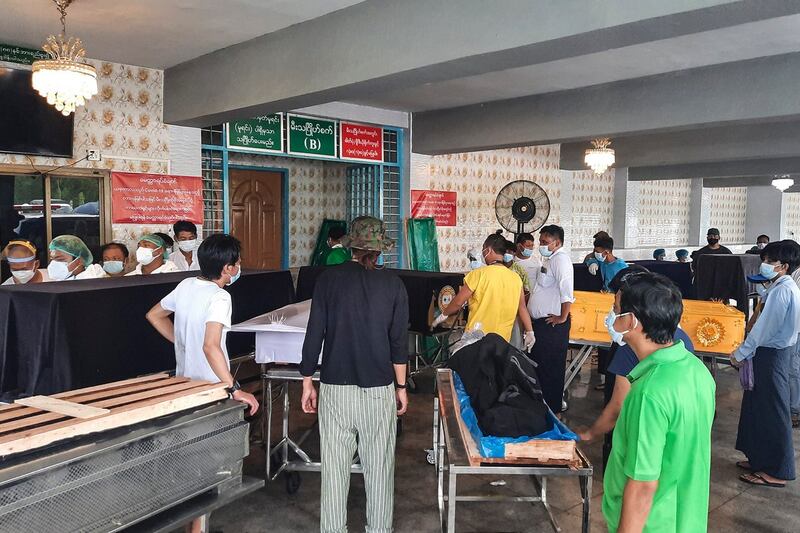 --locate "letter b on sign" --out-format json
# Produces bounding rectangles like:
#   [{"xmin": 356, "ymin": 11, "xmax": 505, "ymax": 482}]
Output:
[{"xmin": 304, "ymin": 138, "xmax": 320, "ymax": 151}]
